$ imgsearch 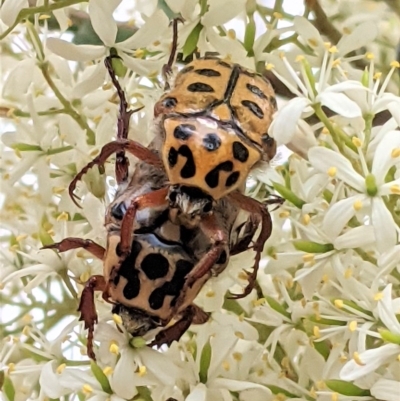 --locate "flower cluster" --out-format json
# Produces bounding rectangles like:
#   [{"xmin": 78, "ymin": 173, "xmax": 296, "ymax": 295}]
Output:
[{"xmin": 0, "ymin": 1, "xmax": 399, "ymax": 401}]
